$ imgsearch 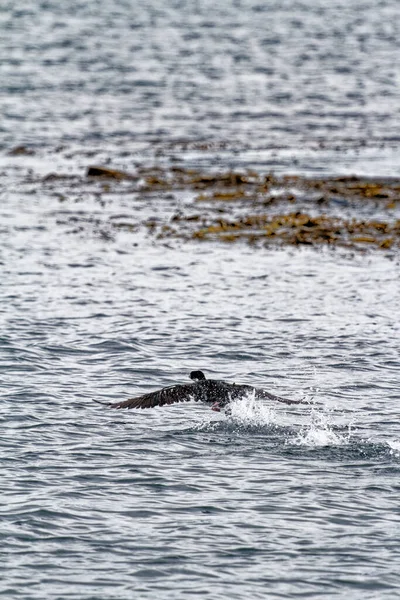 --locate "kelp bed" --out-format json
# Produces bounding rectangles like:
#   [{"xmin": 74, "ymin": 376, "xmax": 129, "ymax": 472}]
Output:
[{"xmin": 35, "ymin": 163, "xmax": 400, "ymax": 251}]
